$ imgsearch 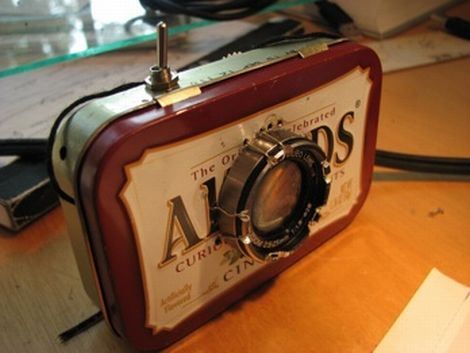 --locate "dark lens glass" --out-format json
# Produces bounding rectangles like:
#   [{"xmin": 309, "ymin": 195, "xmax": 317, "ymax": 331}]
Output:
[{"xmin": 251, "ymin": 160, "xmax": 302, "ymax": 233}]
